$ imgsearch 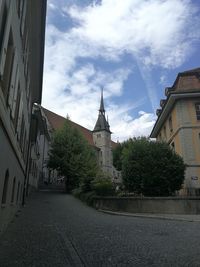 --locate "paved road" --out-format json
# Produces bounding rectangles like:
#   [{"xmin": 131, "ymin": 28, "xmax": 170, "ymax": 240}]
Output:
[{"xmin": 0, "ymin": 190, "xmax": 200, "ymax": 267}]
